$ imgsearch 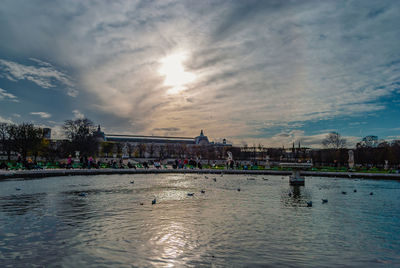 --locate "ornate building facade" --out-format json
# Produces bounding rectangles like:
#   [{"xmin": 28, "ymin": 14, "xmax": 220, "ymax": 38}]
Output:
[{"xmin": 93, "ymin": 126, "xmax": 231, "ymax": 159}]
